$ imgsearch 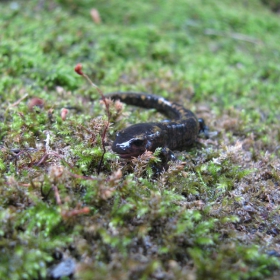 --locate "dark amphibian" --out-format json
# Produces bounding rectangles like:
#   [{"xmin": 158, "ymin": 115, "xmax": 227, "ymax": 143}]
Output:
[{"xmin": 106, "ymin": 92, "xmax": 207, "ymax": 161}]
